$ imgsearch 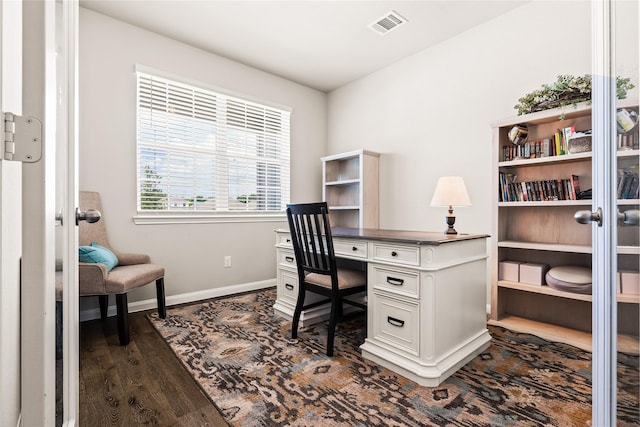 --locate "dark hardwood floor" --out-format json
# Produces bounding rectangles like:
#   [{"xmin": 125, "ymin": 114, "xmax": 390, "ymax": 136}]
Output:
[{"xmin": 80, "ymin": 309, "xmax": 229, "ymax": 426}]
